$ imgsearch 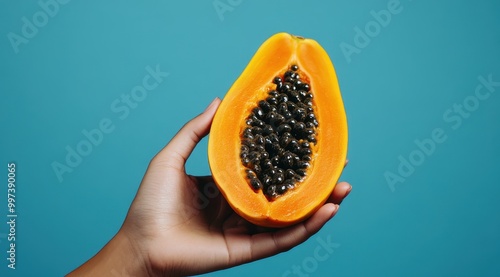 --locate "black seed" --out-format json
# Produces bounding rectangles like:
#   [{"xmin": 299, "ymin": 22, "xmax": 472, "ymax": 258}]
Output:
[
  {"xmin": 306, "ymin": 93, "xmax": 313, "ymax": 99},
  {"xmin": 267, "ymin": 185, "xmax": 278, "ymax": 198},
  {"xmin": 281, "ymin": 82, "xmax": 292, "ymax": 92},
  {"xmin": 290, "ymin": 72, "xmax": 299, "ymax": 80},
  {"xmin": 276, "ymin": 124, "xmax": 291, "ymax": 135},
  {"xmin": 286, "ymin": 119, "xmax": 297, "ymax": 126},
  {"xmin": 280, "ymin": 134, "xmax": 291, "ymax": 148},
  {"xmin": 262, "ymin": 125, "xmax": 273, "ymax": 135},
  {"xmin": 269, "ymin": 90, "xmax": 279, "ymax": 98},
  {"xmin": 267, "ymin": 97, "xmax": 278, "ymax": 106},
  {"xmin": 301, "ymin": 141, "xmax": 310, "ymax": 148},
  {"xmin": 249, "ymin": 151, "xmax": 261, "ymax": 163},
  {"xmin": 244, "ymin": 133, "xmax": 254, "ymax": 140},
  {"xmin": 250, "ymin": 114, "xmax": 259, "ymax": 124},
  {"xmin": 280, "ymin": 132, "xmax": 292, "ymax": 148},
  {"xmin": 302, "ymin": 83, "xmax": 310, "ymax": 92},
  {"xmin": 241, "ymin": 145, "xmax": 249, "ymax": 153},
  {"xmin": 283, "ymin": 111, "xmax": 293, "ymax": 119},
  {"xmin": 285, "ymin": 77, "xmax": 294, "ymax": 84},
  {"xmin": 285, "ymin": 169, "xmax": 296, "ymax": 179},
  {"xmin": 268, "ymin": 133, "xmax": 279, "ymax": 143},
  {"xmin": 284, "ymin": 70, "xmax": 293, "ymax": 78},
  {"xmin": 242, "ymin": 157, "xmax": 250, "ymax": 166},
  {"xmin": 243, "ymin": 140, "xmax": 255, "ymax": 149},
  {"xmin": 256, "ymin": 145, "xmax": 265, "ymax": 153},
  {"xmin": 268, "ymin": 168, "xmax": 277, "ymax": 176},
  {"xmin": 253, "ymin": 107, "xmax": 264, "ymax": 119},
  {"xmin": 293, "ymin": 108, "xmax": 306, "ymax": 121},
  {"xmin": 276, "ymin": 184, "xmax": 287, "ymax": 194},
  {"xmin": 273, "ymin": 114, "xmax": 285, "ymax": 126},
  {"xmin": 270, "ymin": 156, "xmax": 280, "ymax": 166},
  {"xmin": 293, "ymin": 122, "xmax": 306, "ymax": 133},
  {"xmin": 264, "ymin": 135, "xmax": 273, "ymax": 146},
  {"xmin": 289, "ymin": 91, "xmax": 301, "ymax": 102},
  {"xmin": 264, "ymin": 141, "xmax": 276, "ymax": 153},
  {"xmin": 302, "ymin": 155, "xmax": 312, "ymax": 162},
  {"xmin": 266, "ymin": 112, "xmax": 277, "ymax": 124},
  {"xmin": 273, "ymin": 172, "xmax": 285, "ymax": 184},
  {"xmin": 284, "ymin": 179, "xmax": 295, "ymax": 189},
  {"xmin": 273, "ymin": 77, "xmax": 282, "ymax": 85},
  {"xmin": 306, "ymin": 113, "xmax": 316, "ymax": 122},
  {"xmin": 303, "ymin": 128, "xmax": 314, "ymax": 135},
  {"xmin": 256, "ymin": 119, "xmax": 265, "ymax": 128},
  {"xmin": 243, "ymin": 128, "xmax": 252, "ymax": 136},
  {"xmin": 255, "ymin": 135, "xmax": 264, "ymax": 145},
  {"xmin": 280, "ymin": 152, "xmax": 294, "ymax": 168},
  {"xmin": 307, "ymin": 134, "xmax": 317, "ymax": 143},
  {"xmin": 246, "ymin": 169, "xmax": 256, "ymax": 177},
  {"xmin": 253, "ymin": 163, "xmax": 261, "ymax": 174},
  {"xmin": 246, "ymin": 118, "xmax": 253, "ymax": 126},
  {"xmin": 251, "ymin": 126, "xmax": 262, "ymax": 135},
  {"xmin": 287, "ymin": 102, "xmax": 297, "ymax": 111},
  {"xmin": 291, "ymin": 65, "xmax": 299, "ymax": 71},
  {"xmin": 295, "ymin": 80, "xmax": 303, "ymax": 88},
  {"xmin": 306, "ymin": 122, "xmax": 315, "ymax": 129},
  {"xmin": 289, "ymin": 141, "xmax": 301, "ymax": 153},
  {"xmin": 250, "ymin": 178, "xmax": 262, "ymax": 190},
  {"xmin": 278, "ymin": 103, "xmax": 288, "ymax": 115},
  {"xmin": 278, "ymin": 93, "xmax": 289, "ymax": 103},
  {"xmin": 300, "ymin": 148, "xmax": 312, "ymax": 156},
  {"xmin": 297, "ymin": 161, "xmax": 310, "ymax": 169},
  {"xmin": 262, "ymin": 175, "xmax": 273, "ymax": 187},
  {"xmin": 262, "ymin": 159, "xmax": 273, "ymax": 170},
  {"xmin": 259, "ymin": 100, "xmax": 272, "ymax": 113},
  {"xmin": 296, "ymin": 169, "xmax": 307, "ymax": 177}
]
